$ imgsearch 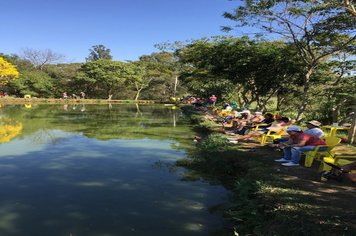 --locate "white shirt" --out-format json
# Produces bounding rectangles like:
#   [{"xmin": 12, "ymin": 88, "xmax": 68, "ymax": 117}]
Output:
[{"xmin": 304, "ymin": 127, "xmax": 324, "ymax": 138}]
